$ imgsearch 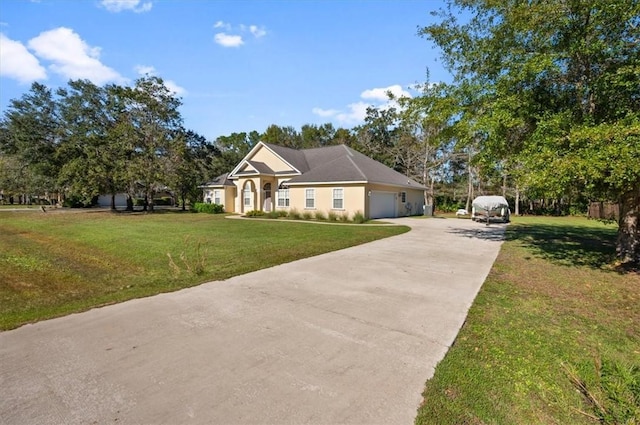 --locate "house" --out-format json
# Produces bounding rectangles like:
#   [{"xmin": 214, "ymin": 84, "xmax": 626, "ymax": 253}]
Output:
[
  {"xmin": 96, "ymin": 186, "xmax": 175, "ymax": 208},
  {"xmin": 200, "ymin": 172, "xmax": 235, "ymax": 207},
  {"xmin": 200, "ymin": 142, "xmax": 426, "ymax": 219}
]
